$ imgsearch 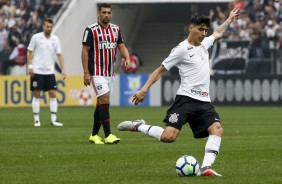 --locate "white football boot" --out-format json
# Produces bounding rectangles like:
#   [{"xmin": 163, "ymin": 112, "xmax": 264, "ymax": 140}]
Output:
[{"xmin": 117, "ymin": 119, "xmax": 146, "ymax": 131}]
